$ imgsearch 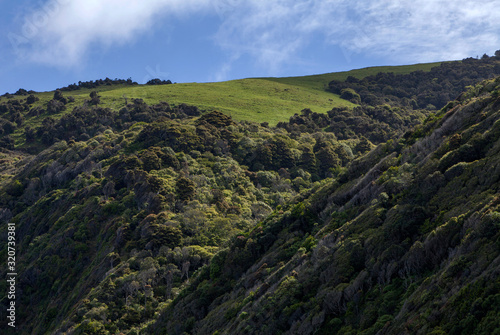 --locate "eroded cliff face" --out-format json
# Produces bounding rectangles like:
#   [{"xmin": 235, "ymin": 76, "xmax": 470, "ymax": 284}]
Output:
[{"xmin": 153, "ymin": 77, "xmax": 500, "ymax": 335}]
